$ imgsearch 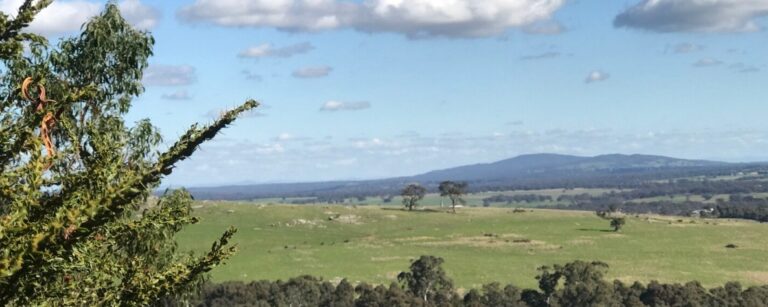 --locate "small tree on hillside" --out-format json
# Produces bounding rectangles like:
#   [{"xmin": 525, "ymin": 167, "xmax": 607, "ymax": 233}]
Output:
[
  {"xmin": 401, "ymin": 183, "xmax": 426, "ymax": 211},
  {"xmin": 439, "ymin": 181, "xmax": 468, "ymax": 213},
  {"xmin": 0, "ymin": 2, "xmax": 256, "ymax": 305}
]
